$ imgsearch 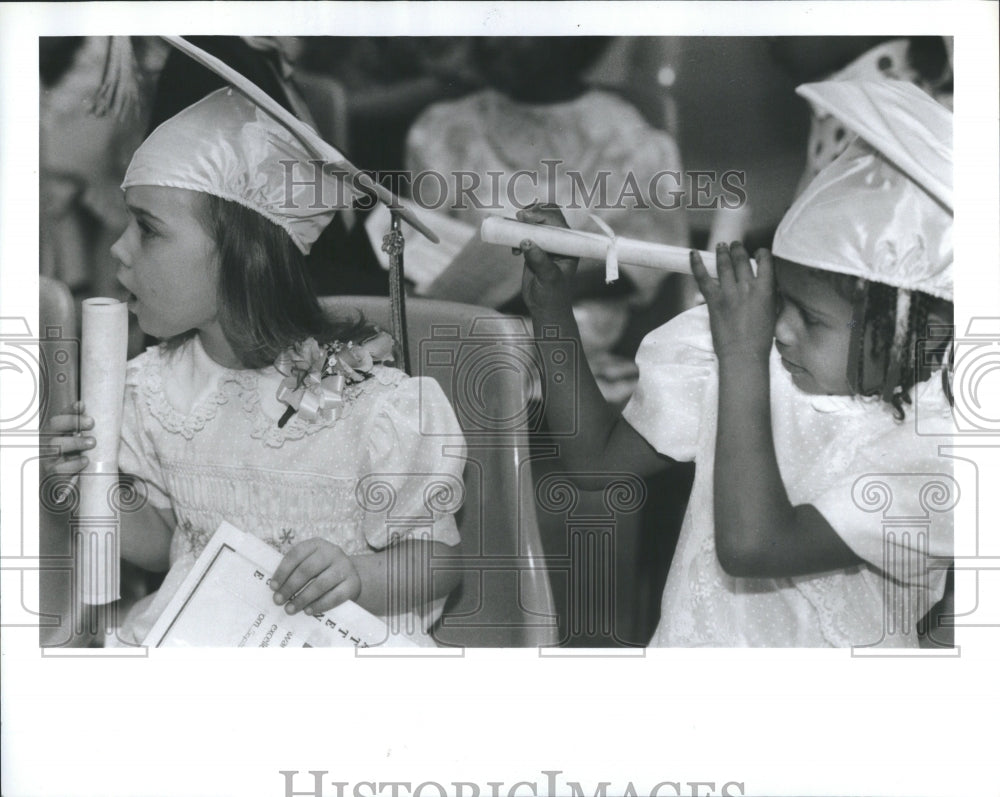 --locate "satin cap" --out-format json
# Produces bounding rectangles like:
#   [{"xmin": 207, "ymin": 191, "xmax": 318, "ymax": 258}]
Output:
[
  {"xmin": 773, "ymin": 80, "xmax": 952, "ymax": 300},
  {"xmin": 123, "ymin": 87, "xmax": 347, "ymax": 254},
  {"xmin": 121, "ymin": 36, "xmax": 437, "ymax": 254}
]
